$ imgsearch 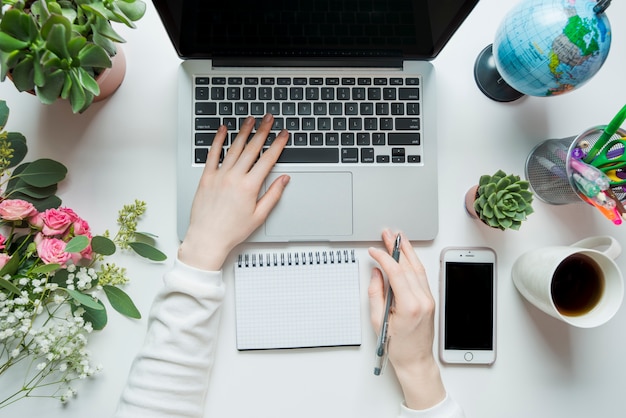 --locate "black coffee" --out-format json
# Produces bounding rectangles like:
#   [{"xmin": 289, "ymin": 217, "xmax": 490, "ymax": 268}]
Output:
[{"xmin": 551, "ymin": 254, "xmax": 604, "ymax": 316}]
